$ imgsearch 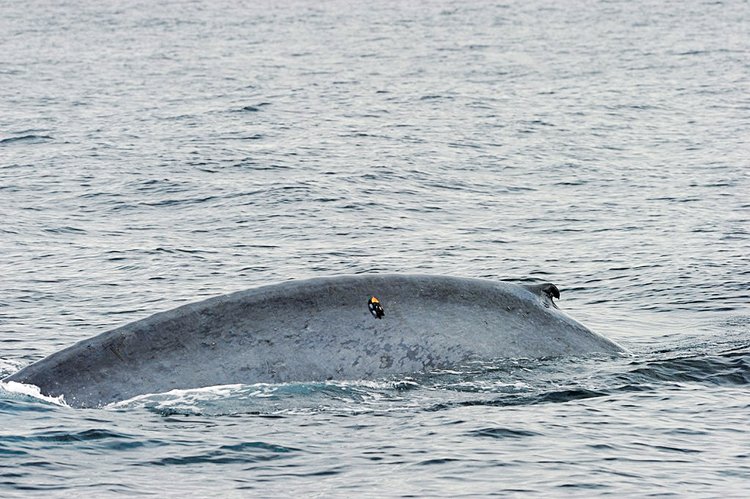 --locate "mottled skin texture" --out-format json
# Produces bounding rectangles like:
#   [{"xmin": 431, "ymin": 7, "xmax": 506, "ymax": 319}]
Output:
[{"xmin": 4, "ymin": 275, "xmax": 625, "ymax": 408}]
